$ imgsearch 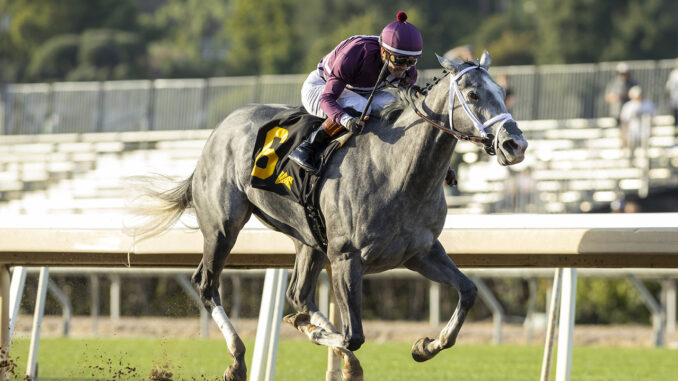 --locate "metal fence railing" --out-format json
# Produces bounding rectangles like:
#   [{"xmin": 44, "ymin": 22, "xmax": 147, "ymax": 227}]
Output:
[{"xmin": 1, "ymin": 59, "xmax": 675, "ymax": 135}]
